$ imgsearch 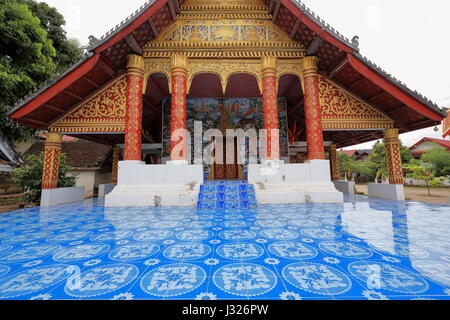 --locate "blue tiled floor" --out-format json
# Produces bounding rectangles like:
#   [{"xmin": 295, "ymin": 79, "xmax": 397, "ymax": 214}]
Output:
[{"xmin": 0, "ymin": 192, "xmax": 449, "ymax": 300}]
